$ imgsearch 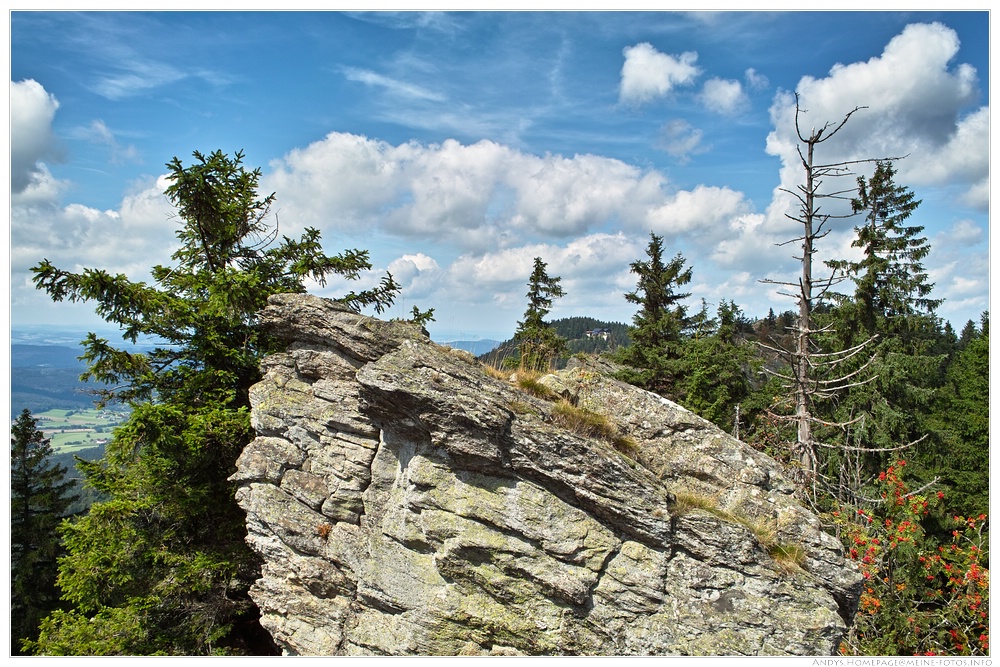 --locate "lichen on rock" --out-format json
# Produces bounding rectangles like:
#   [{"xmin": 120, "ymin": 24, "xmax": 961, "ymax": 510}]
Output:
[{"xmin": 231, "ymin": 293, "xmax": 862, "ymax": 656}]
